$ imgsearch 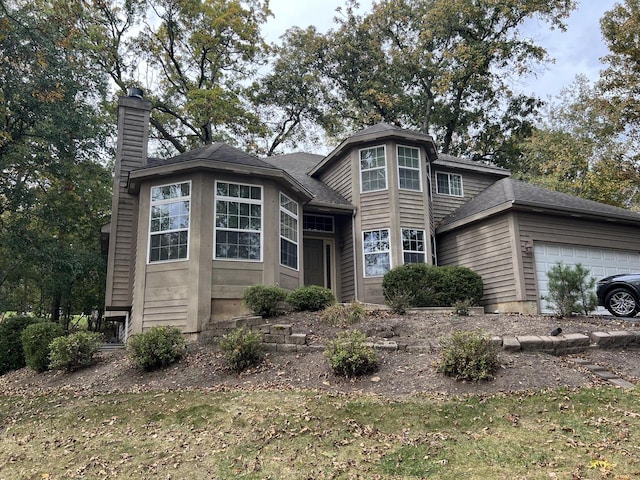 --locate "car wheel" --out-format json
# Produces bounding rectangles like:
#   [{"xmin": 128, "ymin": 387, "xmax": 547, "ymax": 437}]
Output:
[{"xmin": 605, "ymin": 288, "xmax": 639, "ymax": 317}]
